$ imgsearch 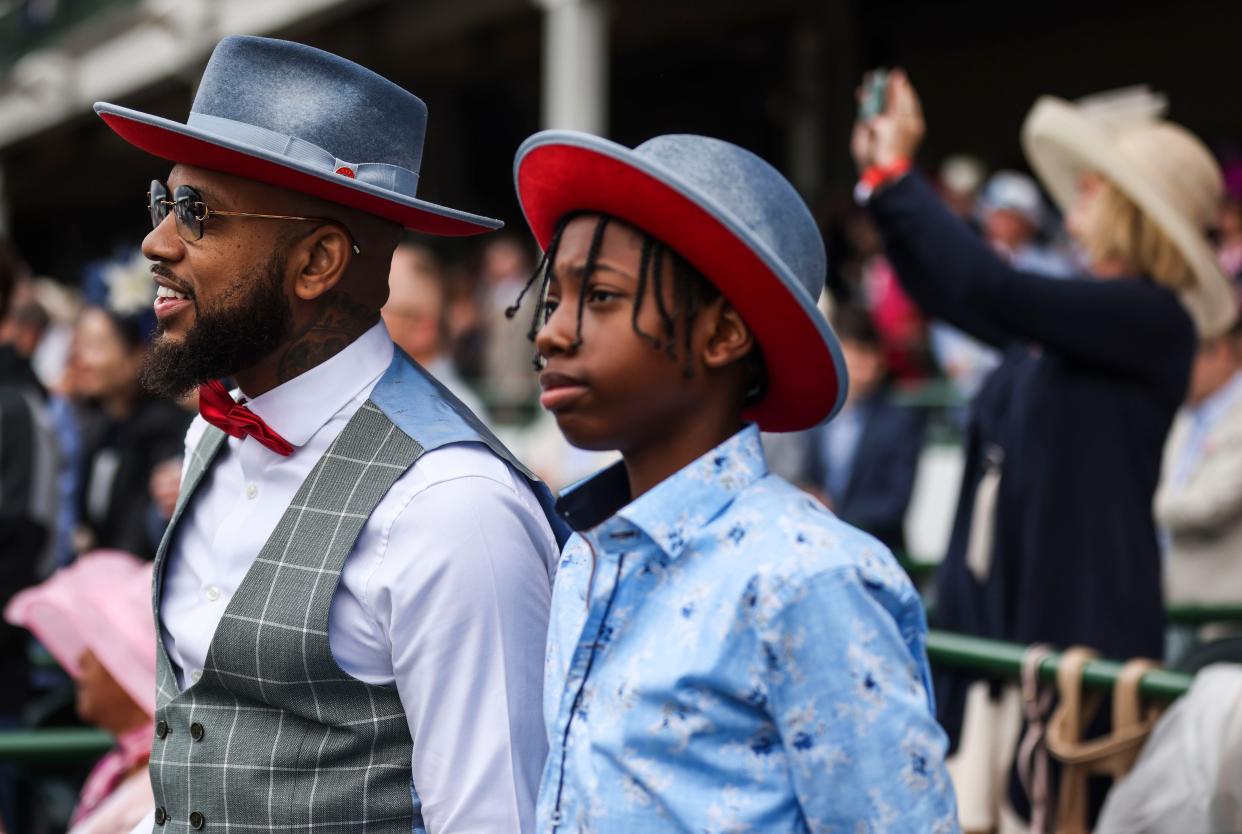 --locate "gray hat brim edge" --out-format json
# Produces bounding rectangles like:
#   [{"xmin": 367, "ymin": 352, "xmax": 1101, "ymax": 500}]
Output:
[{"xmin": 95, "ymin": 101, "xmax": 502, "ymax": 236}]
